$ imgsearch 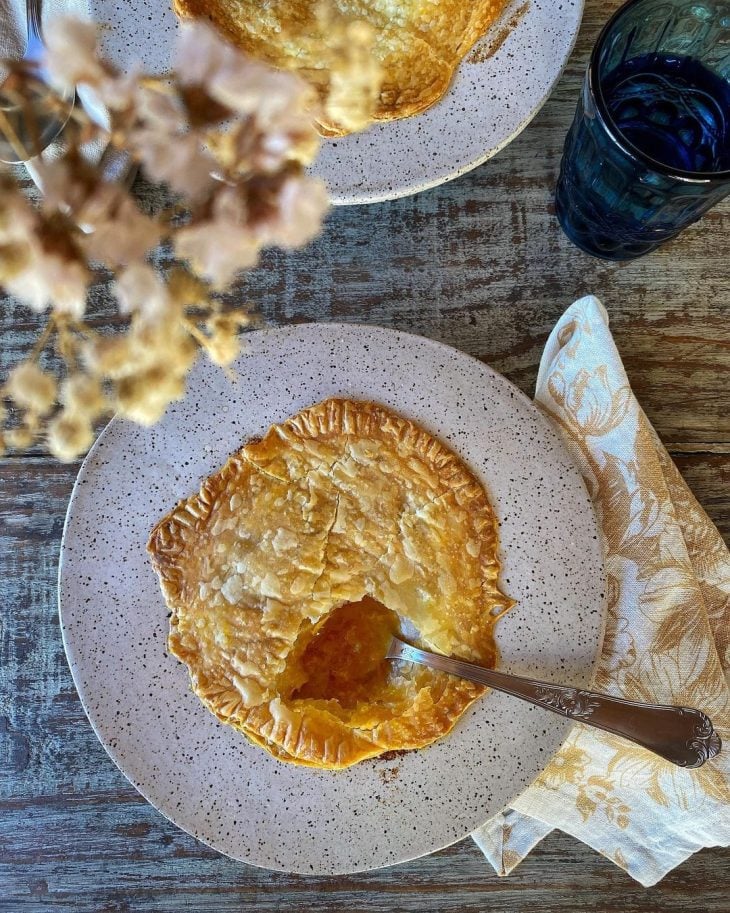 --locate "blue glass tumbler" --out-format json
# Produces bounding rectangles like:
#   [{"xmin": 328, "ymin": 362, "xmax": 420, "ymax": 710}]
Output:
[{"xmin": 555, "ymin": 0, "xmax": 730, "ymax": 260}]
